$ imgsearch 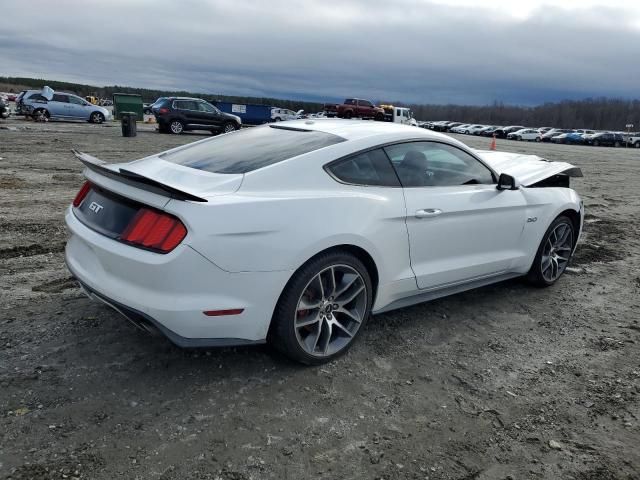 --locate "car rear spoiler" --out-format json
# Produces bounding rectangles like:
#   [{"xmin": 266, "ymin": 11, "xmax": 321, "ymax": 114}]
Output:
[{"xmin": 71, "ymin": 149, "xmax": 208, "ymax": 202}]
